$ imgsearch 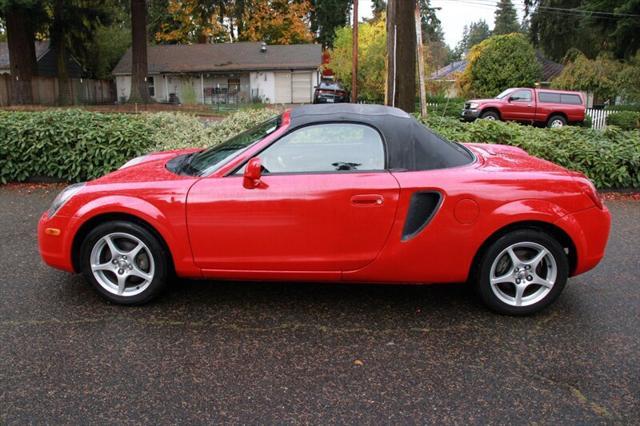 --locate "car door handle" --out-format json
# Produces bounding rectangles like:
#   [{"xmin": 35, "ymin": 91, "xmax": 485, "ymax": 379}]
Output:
[{"xmin": 351, "ymin": 194, "xmax": 384, "ymax": 206}]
